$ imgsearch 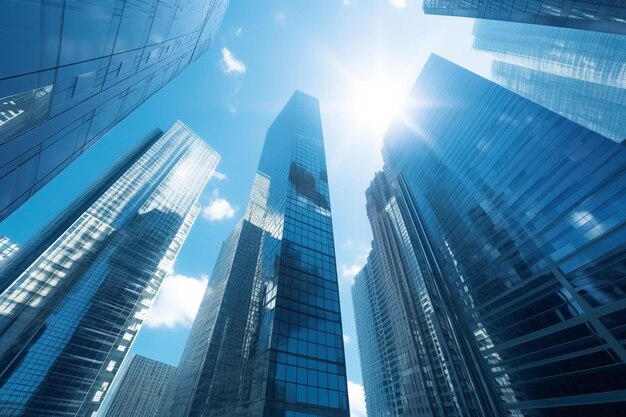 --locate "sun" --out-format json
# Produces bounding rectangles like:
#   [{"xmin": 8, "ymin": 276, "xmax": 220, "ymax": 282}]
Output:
[{"xmin": 349, "ymin": 74, "xmax": 407, "ymax": 136}]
